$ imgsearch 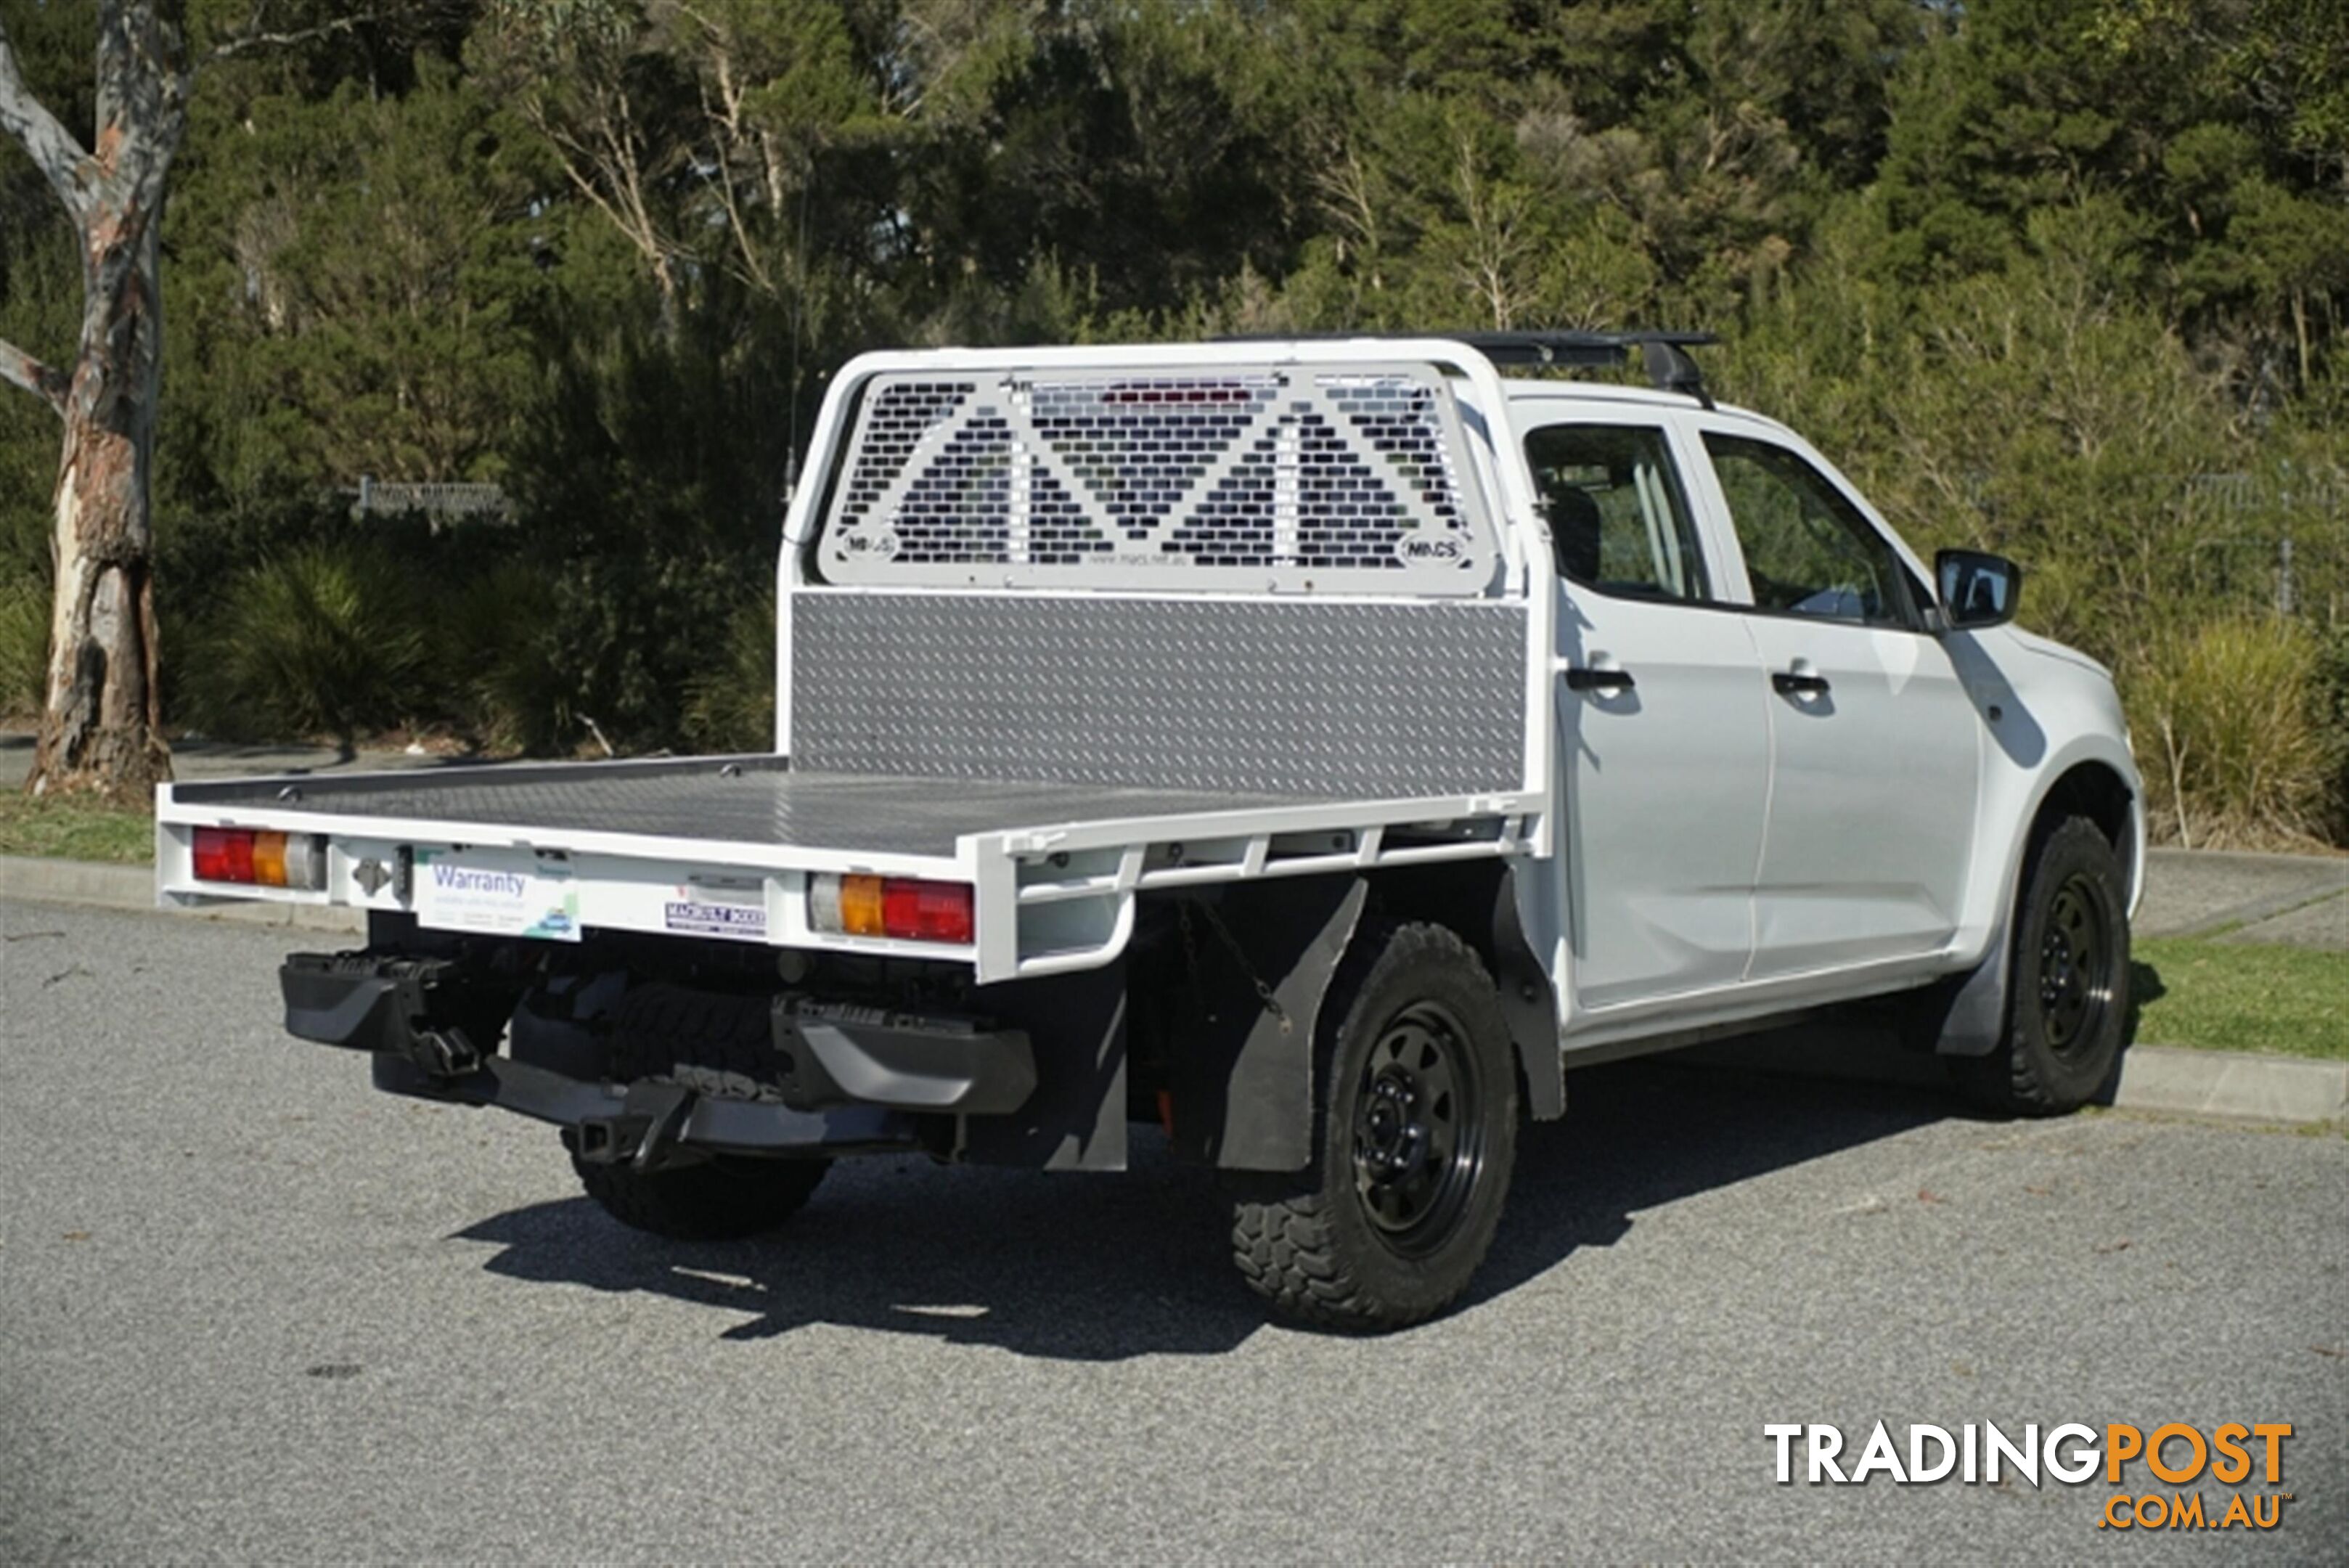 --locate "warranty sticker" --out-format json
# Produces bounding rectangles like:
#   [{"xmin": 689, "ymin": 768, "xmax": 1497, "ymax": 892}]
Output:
[{"xmin": 414, "ymin": 850, "xmax": 581, "ymax": 942}]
